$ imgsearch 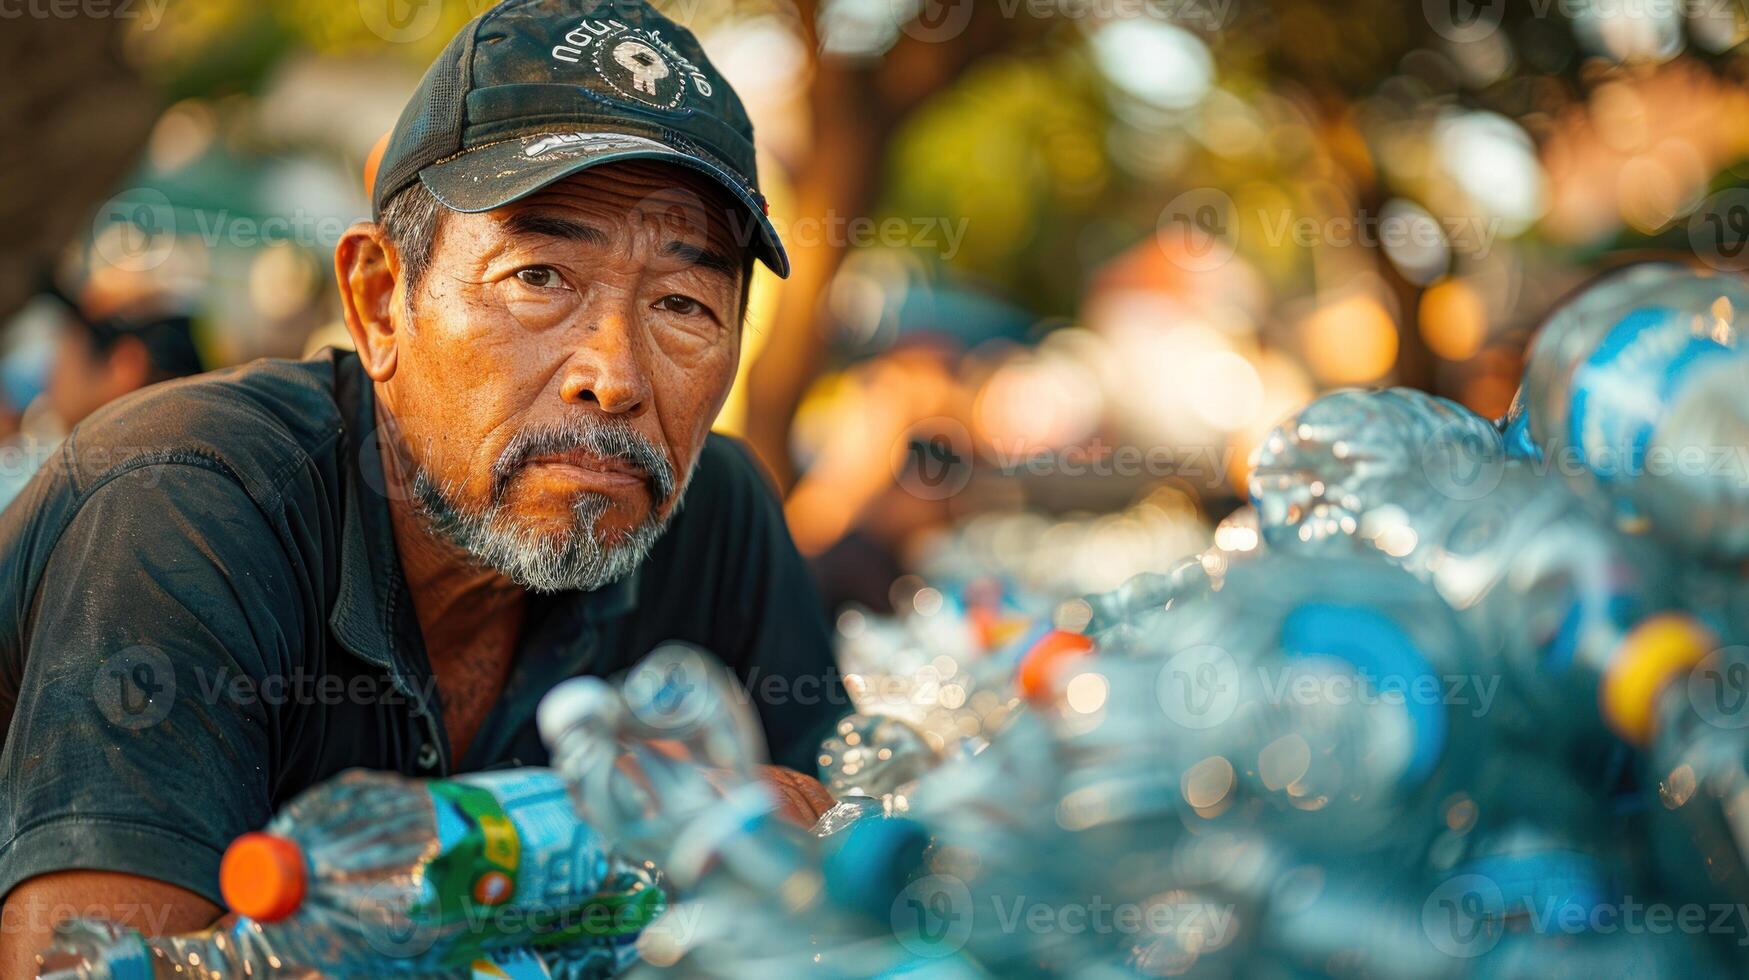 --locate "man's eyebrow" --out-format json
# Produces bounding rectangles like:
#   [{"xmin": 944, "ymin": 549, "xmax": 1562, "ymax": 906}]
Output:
[
  {"xmin": 503, "ymin": 211, "xmax": 609, "ymax": 244},
  {"xmin": 661, "ymin": 241, "xmax": 737, "ymax": 279}
]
